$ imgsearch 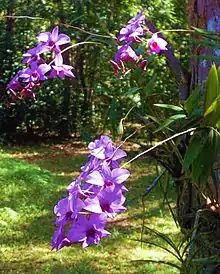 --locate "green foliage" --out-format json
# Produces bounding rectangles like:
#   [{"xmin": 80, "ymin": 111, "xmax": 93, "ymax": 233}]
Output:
[
  {"xmin": 154, "ymin": 114, "xmax": 186, "ymax": 133},
  {"xmin": 184, "ymin": 83, "xmax": 204, "ymax": 116},
  {"xmin": 204, "ymin": 65, "xmax": 220, "ymax": 126},
  {"xmin": 0, "ymin": 0, "xmax": 188, "ymax": 140},
  {"xmin": 136, "ymin": 223, "xmax": 209, "ymax": 274},
  {"xmin": 183, "ymin": 130, "xmax": 208, "ymax": 169},
  {"xmin": 138, "ymin": 63, "xmax": 220, "ymax": 185}
]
